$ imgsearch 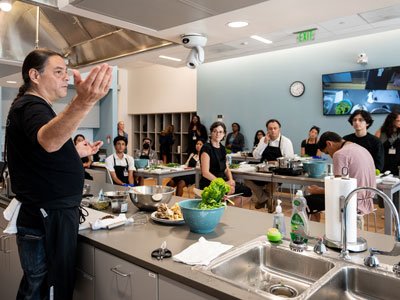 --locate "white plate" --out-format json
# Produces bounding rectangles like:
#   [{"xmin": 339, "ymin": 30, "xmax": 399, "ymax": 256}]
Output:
[{"xmin": 150, "ymin": 211, "xmax": 185, "ymax": 225}]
